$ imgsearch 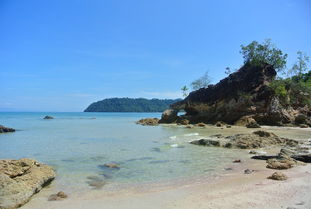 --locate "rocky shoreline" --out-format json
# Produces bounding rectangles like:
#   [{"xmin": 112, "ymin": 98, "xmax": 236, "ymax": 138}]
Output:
[{"xmin": 0, "ymin": 159, "xmax": 56, "ymax": 209}]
